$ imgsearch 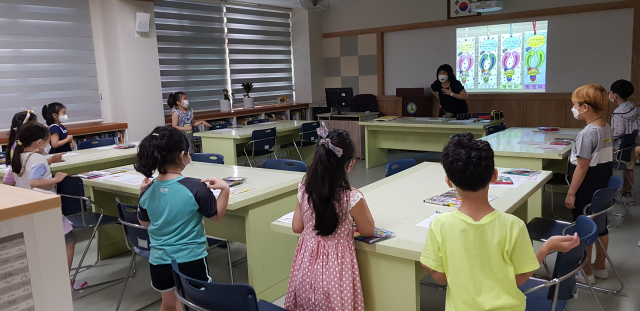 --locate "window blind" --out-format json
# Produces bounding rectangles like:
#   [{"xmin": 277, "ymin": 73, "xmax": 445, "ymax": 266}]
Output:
[
  {"xmin": 0, "ymin": 0, "xmax": 101, "ymax": 130},
  {"xmin": 154, "ymin": 0, "xmax": 227, "ymax": 111},
  {"xmin": 226, "ymin": 5, "xmax": 293, "ymax": 106}
]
